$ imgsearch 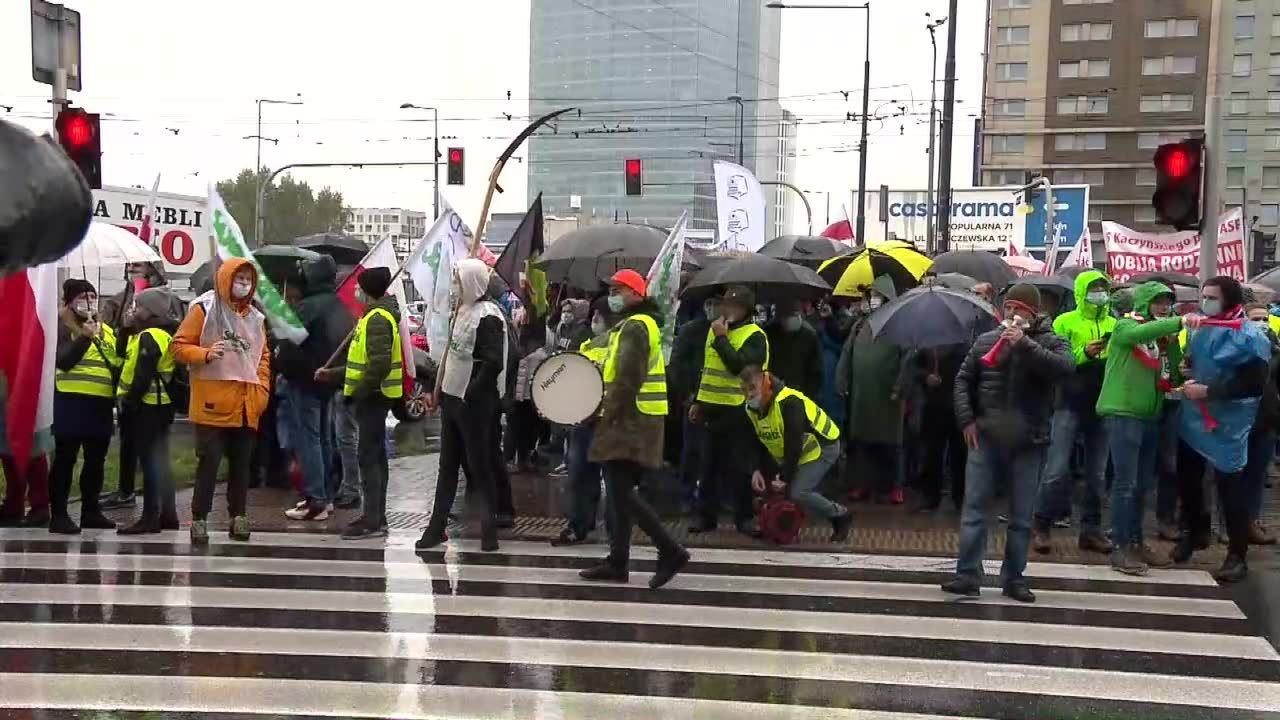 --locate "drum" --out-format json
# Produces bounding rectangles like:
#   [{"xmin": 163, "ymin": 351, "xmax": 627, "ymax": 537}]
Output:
[{"xmin": 531, "ymin": 352, "xmax": 604, "ymax": 426}]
